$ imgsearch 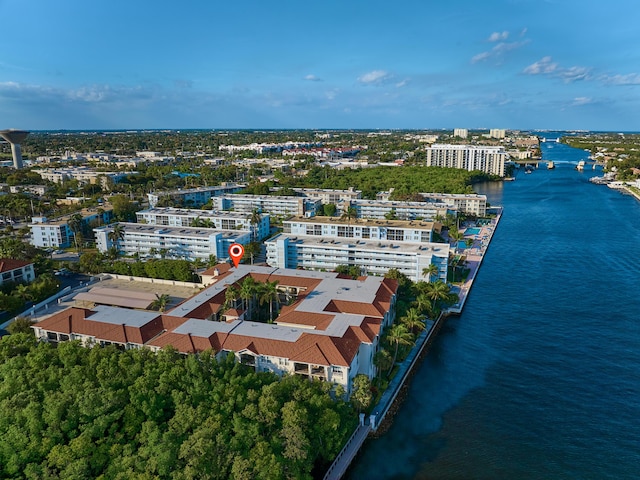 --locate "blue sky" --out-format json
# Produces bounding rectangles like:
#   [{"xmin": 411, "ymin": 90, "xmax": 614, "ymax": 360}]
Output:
[{"xmin": 2, "ymin": 0, "xmax": 640, "ymax": 131}]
